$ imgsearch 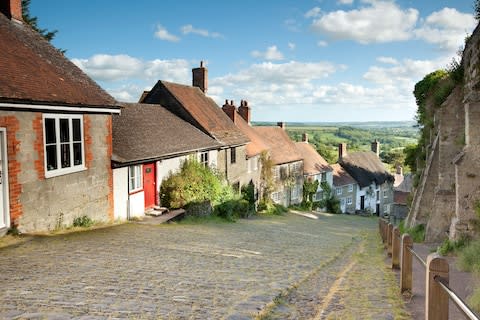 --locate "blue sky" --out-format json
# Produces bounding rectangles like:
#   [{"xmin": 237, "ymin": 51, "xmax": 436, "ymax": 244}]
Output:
[{"xmin": 31, "ymin": 0, "xmax": 476, "ymax": 122}]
